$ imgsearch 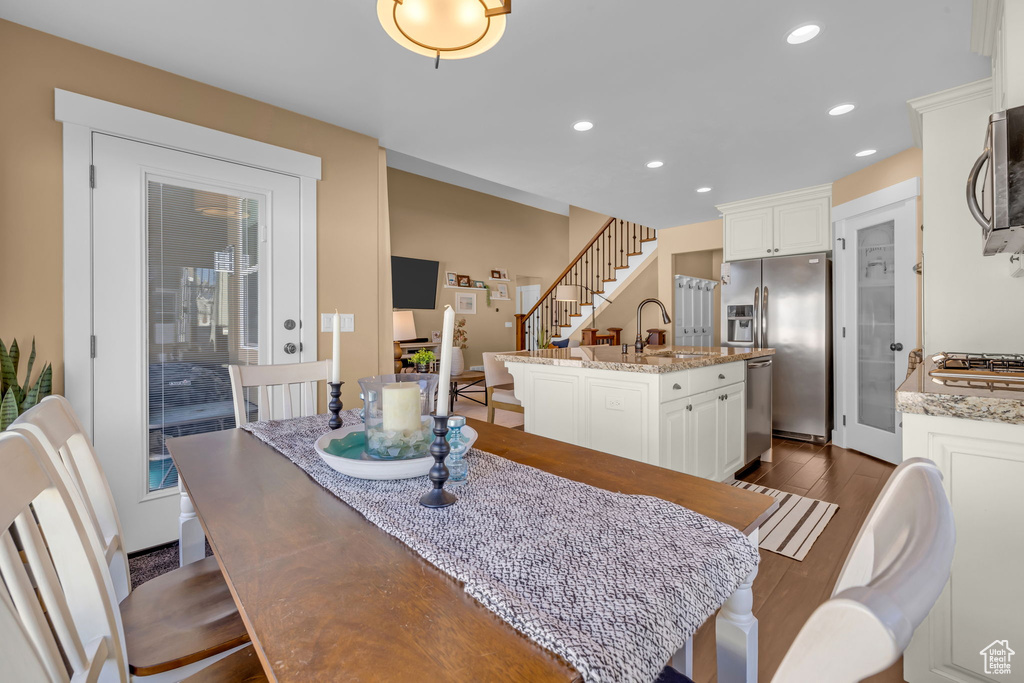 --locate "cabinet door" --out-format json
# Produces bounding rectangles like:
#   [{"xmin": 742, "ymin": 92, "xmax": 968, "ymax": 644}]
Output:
[
  {"xmin": 717, "ymin": 384, "xmax": 746, "ymax": 479},
  {"xmin": 686, "ymin": 390, "xmax": 720, "ymax": 480},
  {"xmin": 659, "ymin": 398, "xmax": 691, "ymax": 472},
  {"xmin": 773, "ymin": 198, "xmax": 830, "ymax": 256},
  {"xmin": 724, "ymin": 208, "xmax": 773, "ymax": 262}
]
